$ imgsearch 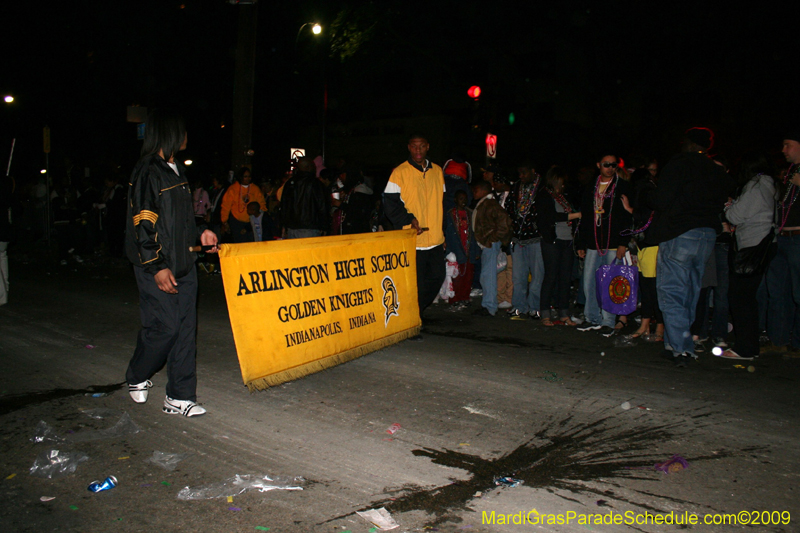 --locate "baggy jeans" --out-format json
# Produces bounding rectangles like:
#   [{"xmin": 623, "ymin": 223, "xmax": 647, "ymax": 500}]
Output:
[{"xmin": 657, "ymin": 228, "xmax": 716, "ymax": 356}]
